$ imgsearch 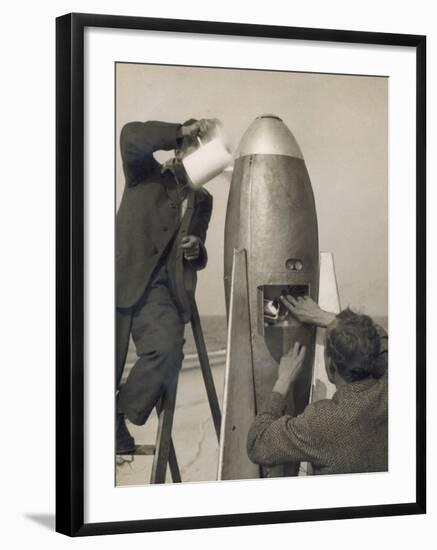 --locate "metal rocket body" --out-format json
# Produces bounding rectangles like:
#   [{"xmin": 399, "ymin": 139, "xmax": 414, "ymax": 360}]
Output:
[{"xmin": 220, "ymin": 115, "xmax": 319, "ymax": 479}]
